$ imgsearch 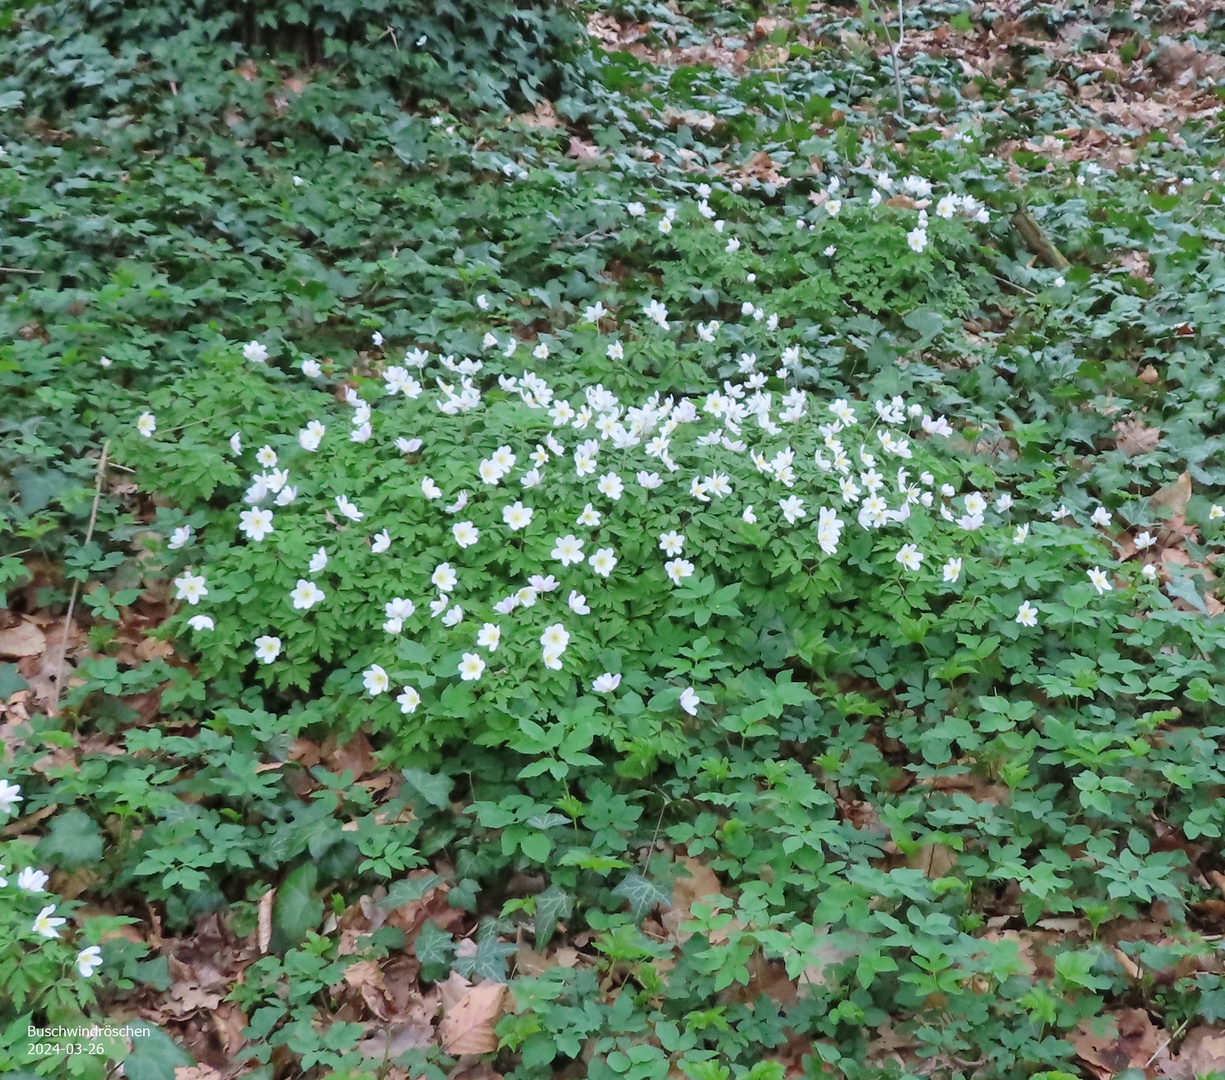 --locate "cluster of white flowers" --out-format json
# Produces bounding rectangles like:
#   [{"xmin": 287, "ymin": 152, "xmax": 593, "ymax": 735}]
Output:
[
  {"xmin": 142, "ymin": 170, "xmax": 1224, "ymax": 725},
  {"xmin": 166, "ymin": 340, "xmax": 970, "ymax": 709},
  {"xmin": 1, "ymin": 781, "xmax": 103, "ymax": 976}
]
